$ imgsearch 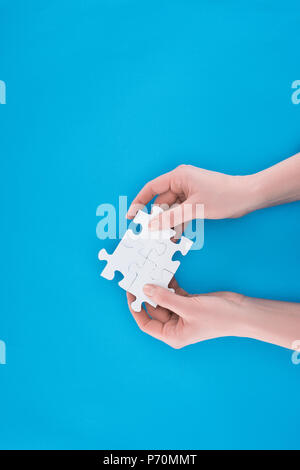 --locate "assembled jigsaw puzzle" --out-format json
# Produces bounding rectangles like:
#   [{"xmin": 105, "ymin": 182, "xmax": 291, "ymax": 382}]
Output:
[{"xmin": 98, "ymin": 206, "xmax": 193, "ymax": 312}]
